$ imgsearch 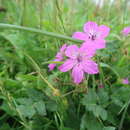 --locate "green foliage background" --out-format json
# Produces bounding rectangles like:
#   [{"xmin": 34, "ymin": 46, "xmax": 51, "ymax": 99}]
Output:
[{"xmin": 0, "ymin": 0, "xmax": 129, "ymax": 130}]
